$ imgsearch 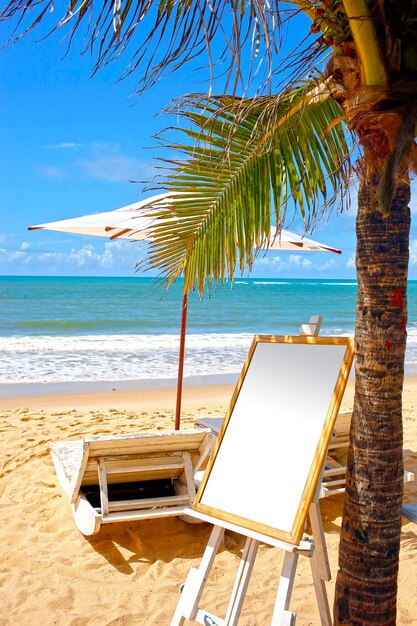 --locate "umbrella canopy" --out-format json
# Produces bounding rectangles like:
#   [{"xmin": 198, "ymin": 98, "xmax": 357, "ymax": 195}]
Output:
[
  {"xmin": 267, "ymin": 229, "xmax": 341, "ymax": 254},
  {"xmin": 29, "ymin": 193, "xmax": 341, "ymax": 428},
  {"xmin": 28, "ymin": 192, "xmax": 172, "ymax": 240}
]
